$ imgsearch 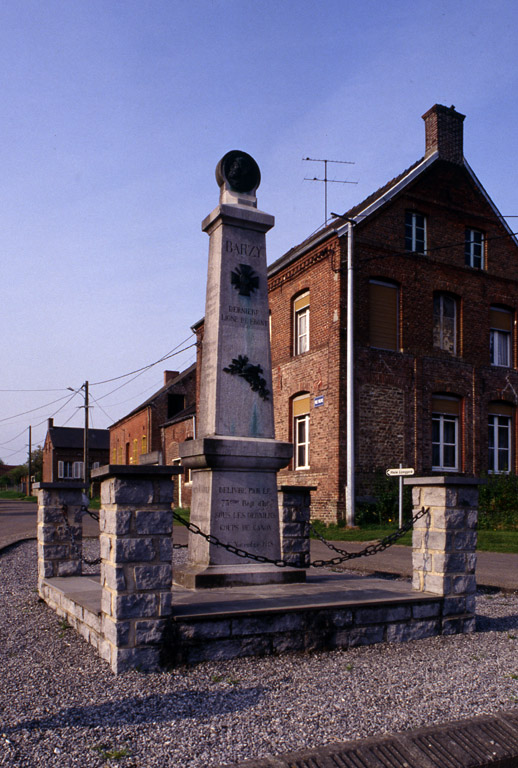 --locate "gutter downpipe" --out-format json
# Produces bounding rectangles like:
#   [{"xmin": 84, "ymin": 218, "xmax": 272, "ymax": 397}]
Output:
[
  {"xmin": 346, "ymin": 220, "xmax": 355, "ymax": 527},
  {"xmin": 335, "ymin": 216, "xmax": 356, "ymax": 526}
]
